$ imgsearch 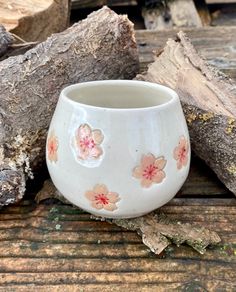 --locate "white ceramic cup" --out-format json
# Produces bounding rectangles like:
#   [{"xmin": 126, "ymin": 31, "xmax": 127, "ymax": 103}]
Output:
[{"xmin": 46, "ymin": 80, "xmax": 190, "ymax": 218}]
